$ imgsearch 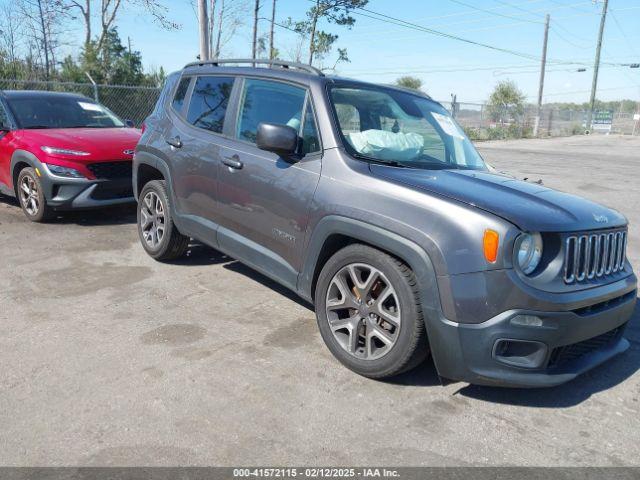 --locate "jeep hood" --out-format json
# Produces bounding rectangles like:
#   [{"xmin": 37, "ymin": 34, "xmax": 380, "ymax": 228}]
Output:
[{"xmin": 370, "ymin": 165, "xmax": 626, "ymax": 232}]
